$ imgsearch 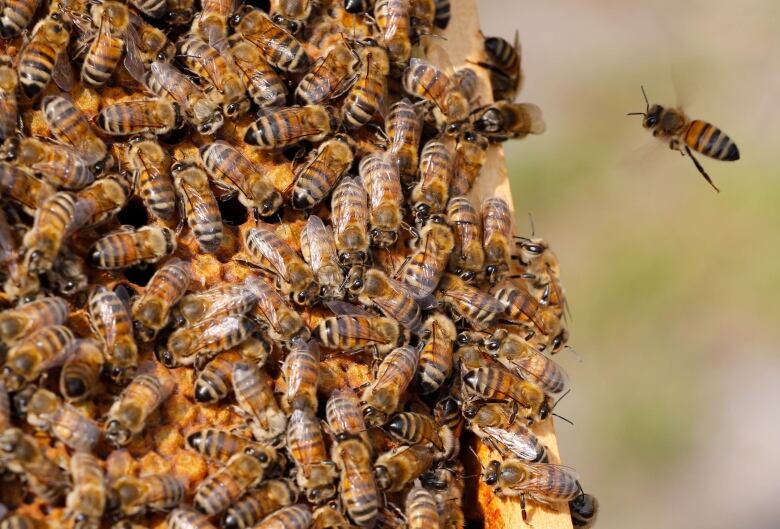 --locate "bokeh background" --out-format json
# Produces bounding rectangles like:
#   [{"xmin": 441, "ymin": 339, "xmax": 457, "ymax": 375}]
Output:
[{"xmin": 475, "ymin": 1, "xmax": 780, "ymax": 528}]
